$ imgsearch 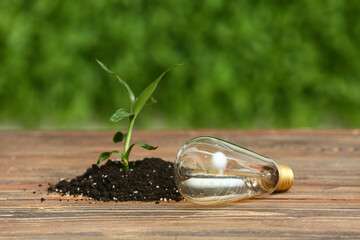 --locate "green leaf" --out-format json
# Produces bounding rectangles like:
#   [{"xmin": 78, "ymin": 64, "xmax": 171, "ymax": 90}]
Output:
[
  {"xmin": 96, "ymin": 58, "xmax": 114, "ymax": 74},
  {"xmin": 97, "ymin": 152, "xmax": 111, "ymax": 164},
  {"xmin": 124, "ymin": 144, "xmax": 136, "ymax": 160},
  {"xmin": 97, "ymin": 150, "xmax": 125, "ymax": 164},
  {"xmin": 124, "ymin": 142, "xmax": 158, "ymax": 160},
  {"xmin": 96, "ymin": 59, "xmax": 136, "ymax": 105},
  {"xmin": 111, "ymin": 150, "xmax": 125, "ymax": 159},
  {"xmin": 146, "ymin": 96, "xmax": 157, "ymax": 105},
  {"xmin": 113, "ymin": 131, "xmax": 126, "ymax": 143},
  {"xmin": 110, "ymin": 108, "xmax": 132, "ymax": 122},
  {"xmin": 135, "ymin": 142, "xmax": 158, "ymax": 150},
  {"xmin": 133, "ymin": 64, "xmax": 181, "ymax": 116}
]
